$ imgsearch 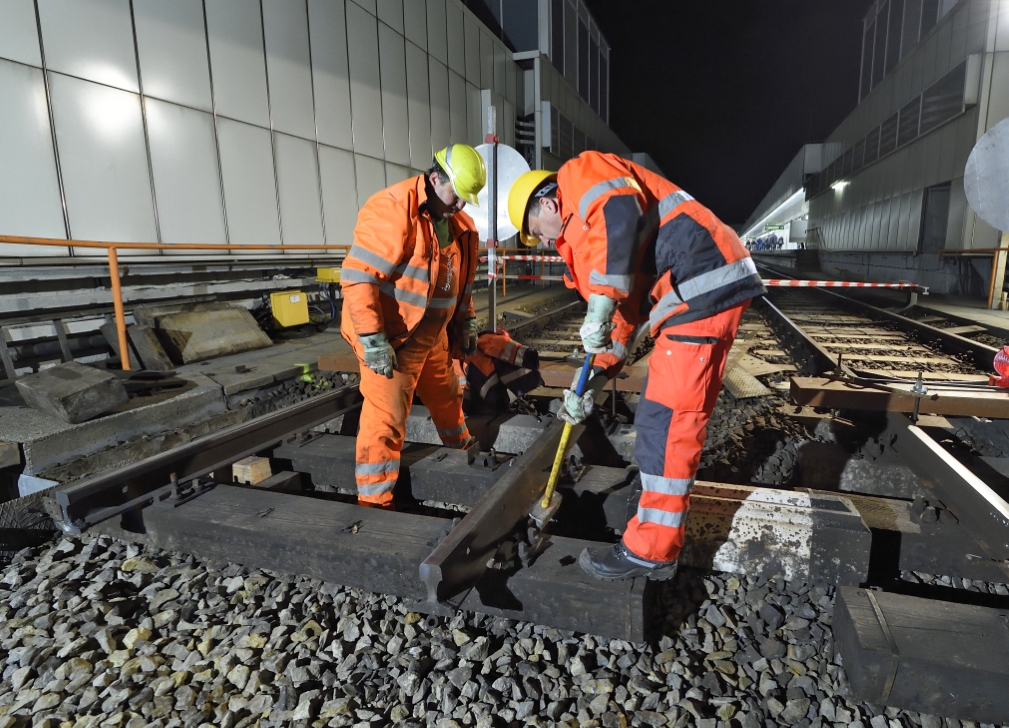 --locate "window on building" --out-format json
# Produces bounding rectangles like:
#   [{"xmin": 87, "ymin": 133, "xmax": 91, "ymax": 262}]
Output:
[
  {"xmin": 885, "ymin": 0, "xmax": 903, "ymax": 75},
  {"xmin": 852, "ymin": 139, "xmax": 866, "ymax": 173},
  {"xmin": 564, "ymin": 0, "xmax": 578, "ymax": 88},
  {"xmin": 920, "ymin": 0, "xmax": 939, "ymax": 36},
  {"xmin": 551, "ymin": 0, "xmax": 565, "ymax": 75},
  {"xmin": 920, "ymin": 60, "xmax": 966, "ymax": 134},
  {"xmin": 918, "ymin": 182, "xmax": 951, "ymax": 254},
  {"xmin": 502, "ymin": 0, "xmax": 539, "ymax": 52},
  {"xmin": 879, "ymin": 112, "xmax": 899, "ymax": 155},
  {"xmin": 860, "ymin": 20, "xmax": 875, "ymax": 101},
  {"xmin": 578, "ymin": 18, "xmax": 590, "ymax": 101},
  {"xmin": 864, "ymin": 127, "xmax": 880, "ymax": 164},
  {"xmin": 897, "ymin": 96, "xmax": 922, "ymax": 146},
  {"xmin": 901, "ymin": 0, "xmax": 922, "ymax": 59},
  {"xmin": 600, "ymin": 44, "xmax": 609, "ymax": 122},
  {"xmin": 871, "ymin": 1, "xmax": 888, "ymax": 89},
  {"xmin": 559, "ymin": 113, "xmax": 573, "ymax": 159},
  {"xmin": 590, "ymin": 34, "xmax": 600, "ymax": 114}
]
